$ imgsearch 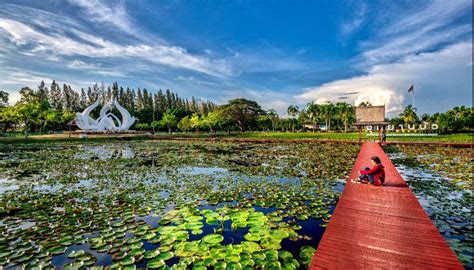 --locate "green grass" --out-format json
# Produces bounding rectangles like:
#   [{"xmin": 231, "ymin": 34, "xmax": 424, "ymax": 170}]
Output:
[
  {"xmin": 234, "ymin": 132, "xmax": 473, "ymax": 143},
  {"xmin": 1, "ymin": 131, "xmax": 472, "ymax": 144},
  {"xmin": 0, "ymin": 134, "xmax": 150, "ymax": 144}
]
